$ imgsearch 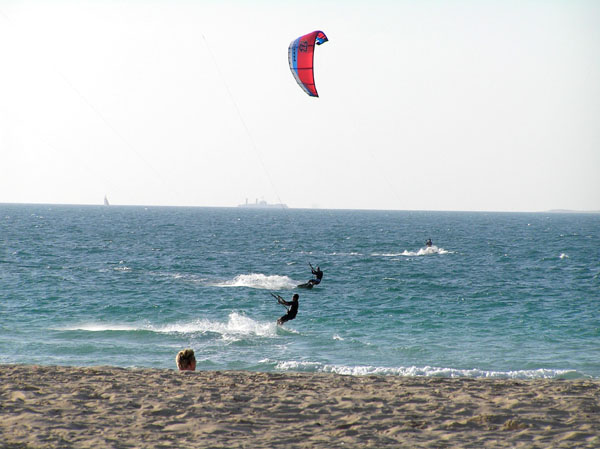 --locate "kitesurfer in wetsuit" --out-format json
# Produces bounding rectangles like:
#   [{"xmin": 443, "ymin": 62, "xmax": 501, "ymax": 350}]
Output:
[
  {"xmin": 274, "ymin": 293, "xmax": 299, "ymax": 325},
  {"xmin": 307, "ymin": 263, "xmax": 323, "ymax": 286},
  {"xmin": 425, "ymin": 239, "xmax": 433, "ymax": 247}
]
